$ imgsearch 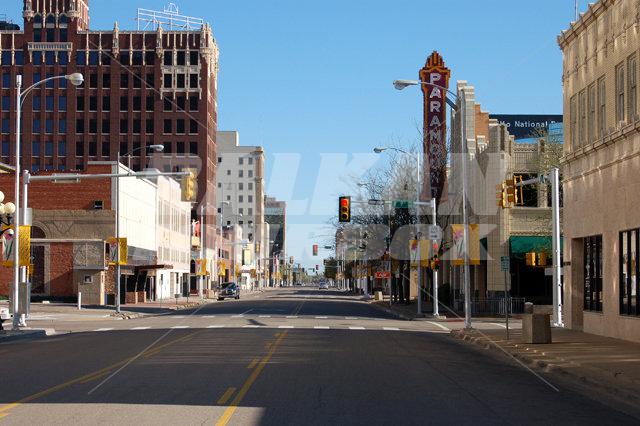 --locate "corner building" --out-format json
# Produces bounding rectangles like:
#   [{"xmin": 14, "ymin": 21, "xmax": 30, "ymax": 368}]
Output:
[
  {"xmin": 0, "ymin": 0, "xmax": 219, "ymax": 243},
  {"xmin": 559, "ymin": 0, "xmax": 640, "ymax": 342}
]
